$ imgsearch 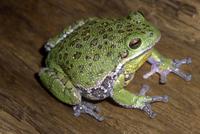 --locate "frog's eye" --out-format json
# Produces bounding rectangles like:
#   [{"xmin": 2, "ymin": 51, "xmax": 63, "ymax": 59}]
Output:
[{"xmin": 129, "ymin": 38, "xmax": 141, "ymax": 49}]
